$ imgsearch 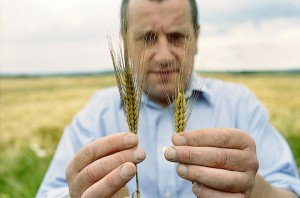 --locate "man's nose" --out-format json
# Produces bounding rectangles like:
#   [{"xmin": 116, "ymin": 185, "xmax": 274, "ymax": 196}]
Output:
[{"xmin": 154, "ymin": 37, "xmax": 174, "ymax": 65}]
